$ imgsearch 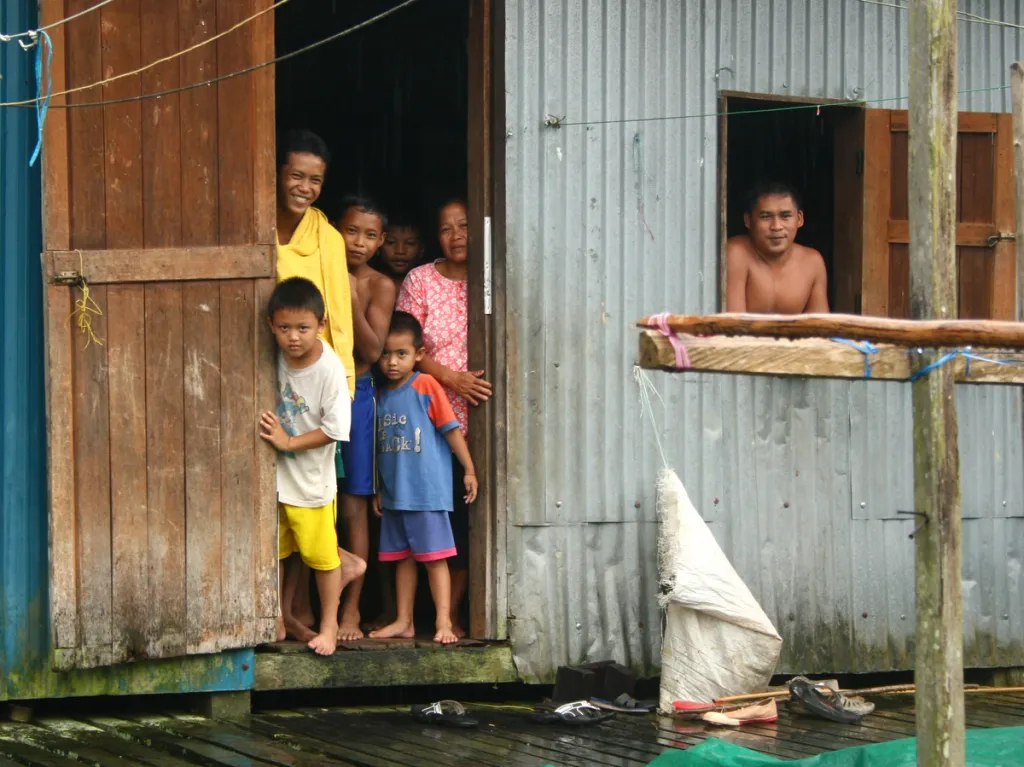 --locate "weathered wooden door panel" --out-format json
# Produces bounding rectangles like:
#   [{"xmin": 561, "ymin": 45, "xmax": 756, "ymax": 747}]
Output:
[
  {"xmin": 860, "ymin": 109, "xmax": 1016, "ymax": 319},
  {"xmin": 41, "ymin": 0, "xmax": 277, "ymax": 670}
]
